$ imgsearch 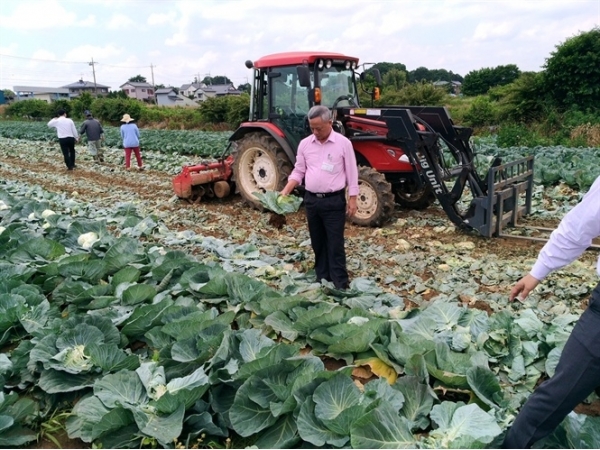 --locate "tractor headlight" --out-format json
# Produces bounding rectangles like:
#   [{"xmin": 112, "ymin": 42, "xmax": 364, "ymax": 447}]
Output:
[
  {"xmin": 344, "ymin": 60, "xmax": 351, "ymax": 70},
  {"xmin": 325, "ymin": 59, "xmax": 333, "ymax": 69},
  {"xmin": 317, "ymin": 59, "xmax": 324, "ymax": 70},
  {"xmin": 351, "ymin": 61, "xmax": 357, "ymax": 70}
]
